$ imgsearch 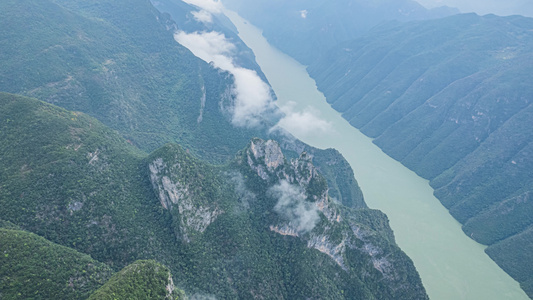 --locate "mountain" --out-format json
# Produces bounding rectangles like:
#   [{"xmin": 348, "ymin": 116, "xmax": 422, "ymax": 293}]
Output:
[
  {"xmin": 0, "ymin": 92, "xmax": 183, "ymax": 269},
  {"xmin": 0, "ymin": 223, "xmax": 113, "ymax": 299},
  {"xmin": 0, "ymin": 220, "xmax": 183, "ymax": 299},
  {"xmin": 88, "ymin": 260, "xmax": 185, "ymax": 300},
  {"xmin": 0, "ymin": 92, "xmax": 427, "ymax": 299},
  {"xmin": 222, "ymin": 0, "xmax": 458, "ymax": 65},
  {"xmin": 305, "ymin": 13, "xmax": 533, "ymax": 297}
]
